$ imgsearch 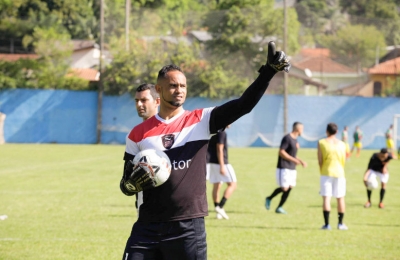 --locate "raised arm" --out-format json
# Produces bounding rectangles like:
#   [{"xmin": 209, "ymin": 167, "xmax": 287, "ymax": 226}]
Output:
[{"xmin": 209, "ymin": 42, "xmax": 290, "ymax": 134}]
